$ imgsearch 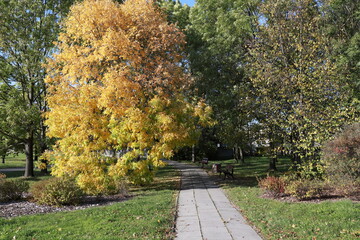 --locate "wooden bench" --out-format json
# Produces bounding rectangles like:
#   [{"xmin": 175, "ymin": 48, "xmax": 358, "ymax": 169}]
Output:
[
  {"xmin": 212, "ymin": 163, "xmax": 222, "ymax": 173},
  {"xmin": 212, "ymin": 163, "xmax": 234, "ymax": 179},
  {"xmin": 201, "ymin": 158, "xmax": 208, "ymax": 168}
]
